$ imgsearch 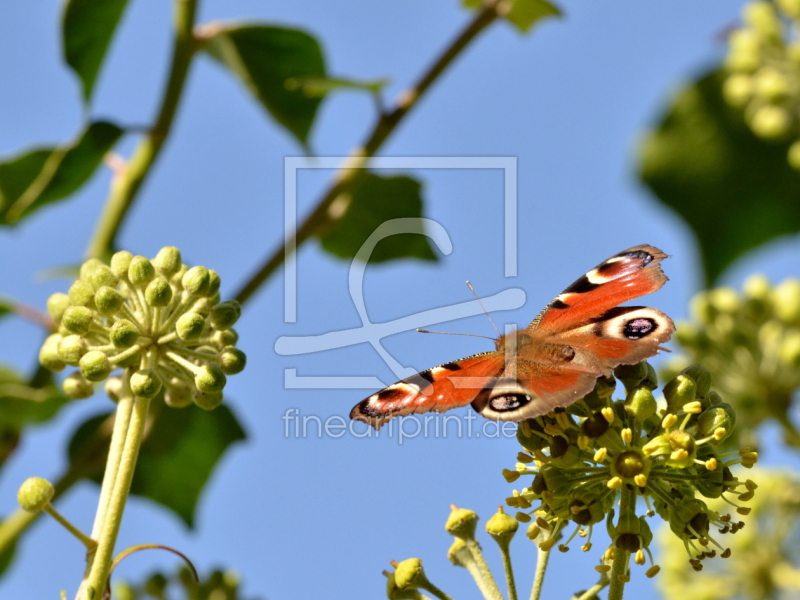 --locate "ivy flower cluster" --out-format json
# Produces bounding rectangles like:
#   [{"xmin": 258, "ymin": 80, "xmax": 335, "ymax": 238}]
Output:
[
  {"xmin": 722, "ymin": 0, "xmax": 800, "ymax": 169},
  {"xmin": 503, "ymin": 362, "xmax": 757, "ymax": 578},
  {"xmin": 667, "ymin": 275, "xmax": 800, "ymax": 448},
  {"xmin": 38, "ymin": 247, "xmax": 246, "ymax": 410}
]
